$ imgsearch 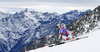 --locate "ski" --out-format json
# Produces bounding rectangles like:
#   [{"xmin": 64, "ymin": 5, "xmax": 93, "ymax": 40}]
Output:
[{"xmin": 48, "ymin": 36, "xmax": 88, "ymax": 47}]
